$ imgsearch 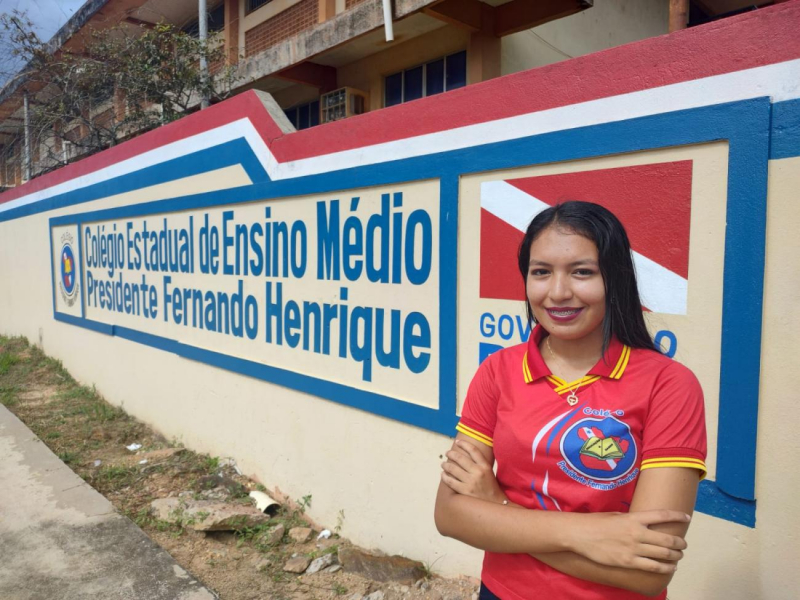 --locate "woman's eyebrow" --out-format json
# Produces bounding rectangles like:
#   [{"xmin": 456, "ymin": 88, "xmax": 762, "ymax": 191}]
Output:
[
  {"xmin": 528, "ymin": 259, "xmax": 599, "ymax": 267},
  {"xmin": 568, "ymin": 259, "xmax": 599, "ymax": 267}
]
